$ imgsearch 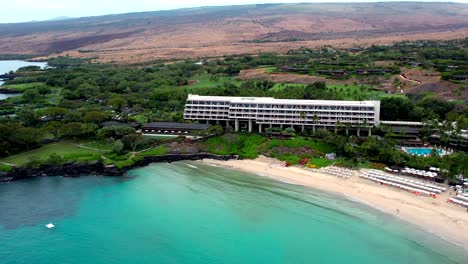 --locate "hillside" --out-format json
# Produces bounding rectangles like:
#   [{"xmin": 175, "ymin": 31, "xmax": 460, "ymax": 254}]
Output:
[{"xmin": 1, "ymin": 2, "xmax": 468, "ymax": 63}]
